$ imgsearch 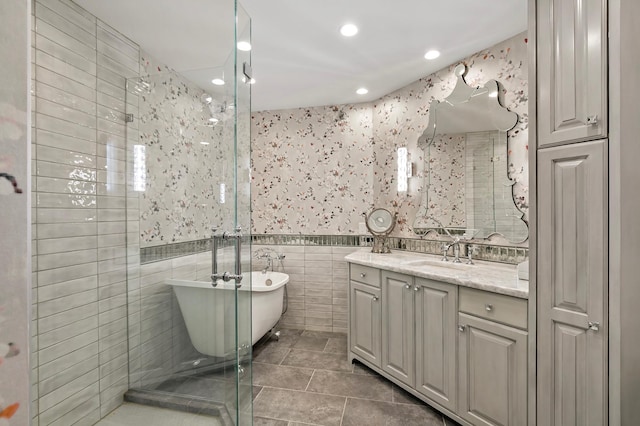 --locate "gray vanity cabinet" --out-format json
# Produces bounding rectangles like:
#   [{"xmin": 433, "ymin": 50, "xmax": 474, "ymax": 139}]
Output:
[
  {"xmin": 458, "ymin": 313, "xmax": 527, "ymax": 426},
  {"xmin": 415, "ymin": 278, "xmax": 458, "ymax": 412},
  {"xmin": 537, "ymin": 0, "xmax": 607, "ymax": 147},
  {"xmin": 349, "ymin": 267, "xmax": 382, "ymax": 368},
  {"xmin": 537, "ymin": 140, "xmax": 608, "ymax": 425},
  {"xmin": 381, "ymin": 270, "xmax": 415, "ymax": 387}
]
